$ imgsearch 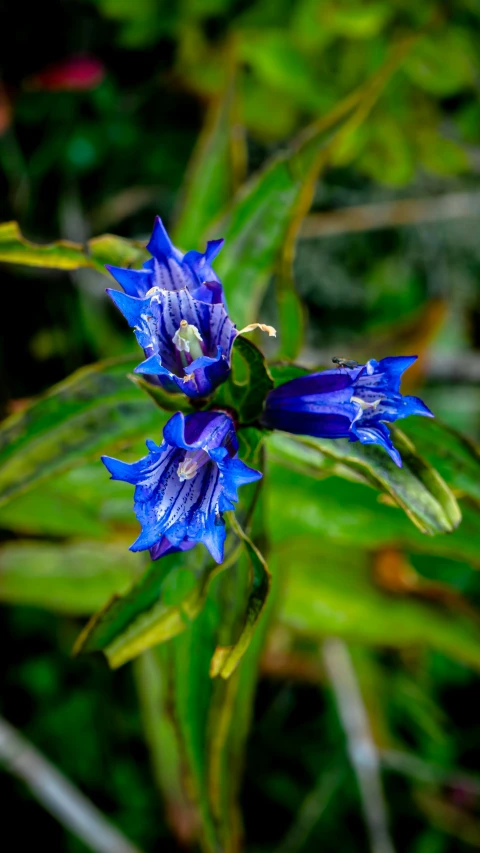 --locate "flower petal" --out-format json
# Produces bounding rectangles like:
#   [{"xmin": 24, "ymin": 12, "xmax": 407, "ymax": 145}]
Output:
[
  {"xmin": 350, "ymin": 420, "xmax": 402, "ymax": 467},
  {"xmin": 163, "ymin": 410, "xmax": 238, "ymax": 455},
  {"xmin": 146, "ymin": 215, "xmax": 184, "ymax": 264},
  {"xmin": 266, "ymin": 371, "xmax": 353, "ymax": 403},
  {"xmin": 217, "ymin": 457, "xmax": 262, "ymax": 510},
  {"xmin": 149, "ymin": 536, "xmax": 196, "ymax": 561},
  {"xmin": 105, "ymin": 265, "xmax": 154, "ymax": 298}
]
